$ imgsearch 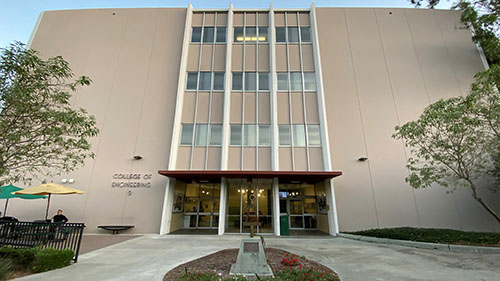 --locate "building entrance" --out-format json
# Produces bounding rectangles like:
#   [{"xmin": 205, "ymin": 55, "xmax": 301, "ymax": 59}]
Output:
[
  {"xmin": 279, "ymin": 183, "xmax": 325, "ymax": 230},
  {"xmin": 182, "ymin": 183, "xmax": 220, "ymax": 229}
]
